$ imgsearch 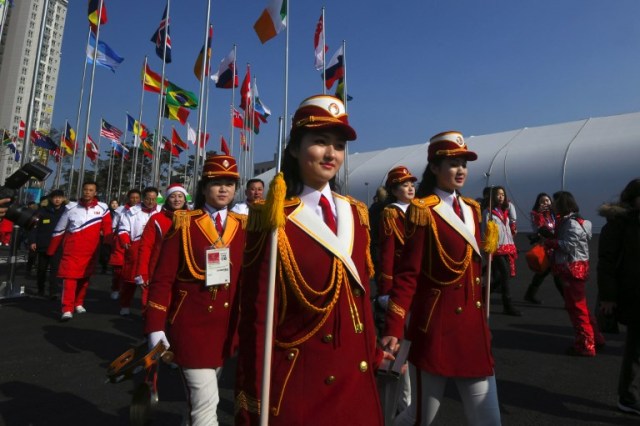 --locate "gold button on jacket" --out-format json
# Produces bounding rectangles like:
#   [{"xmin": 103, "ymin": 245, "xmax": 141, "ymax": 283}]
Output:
[
  {"xmin": 325, "ymin": 375, "xmax": 336, "ymax": 385},
  {"xmin": 455, "ymin": 307, "xmax": 463, "ymax": 314},
  {"xmin": 359, "ymin": 361, "xmax": 368, "ymax": 372}
]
